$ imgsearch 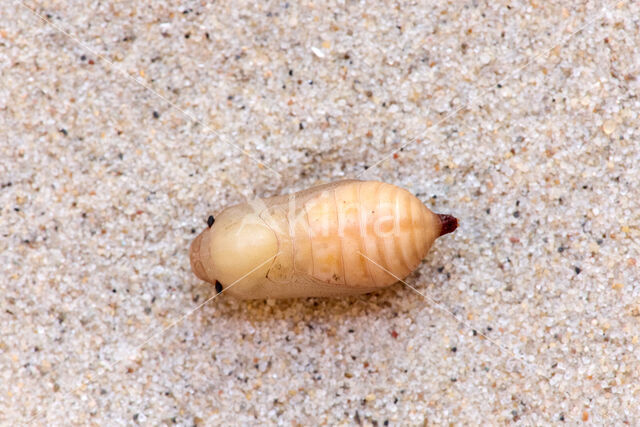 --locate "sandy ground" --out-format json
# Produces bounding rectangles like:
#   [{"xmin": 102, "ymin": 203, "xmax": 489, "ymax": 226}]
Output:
[{"xmin": 1, "ymin": 0, "xmax": 639, "ymax": 425}]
